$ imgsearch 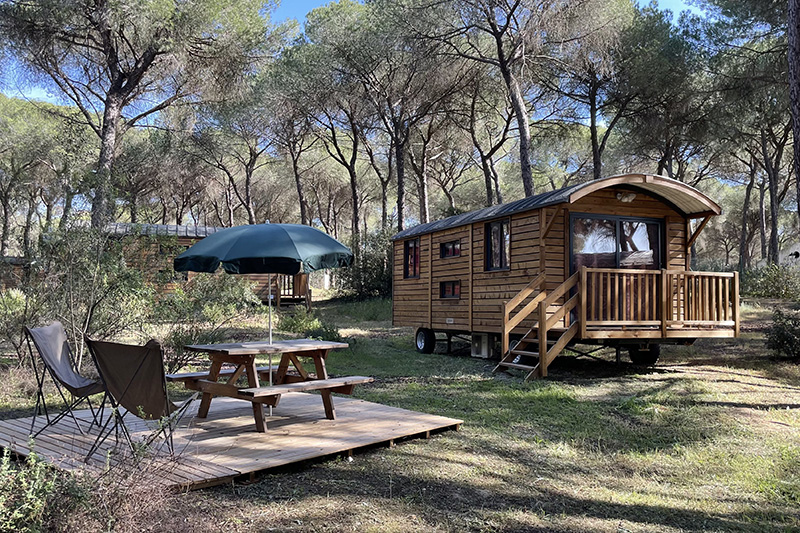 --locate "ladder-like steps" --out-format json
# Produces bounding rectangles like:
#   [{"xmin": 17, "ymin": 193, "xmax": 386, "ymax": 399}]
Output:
[
  {"xmin": 510, "ymin": 349, "xmax": 538, "ymax": 357},
  {"xmin": 496, "ymin": 361, "xmax": 538, "ymax": 371}
]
